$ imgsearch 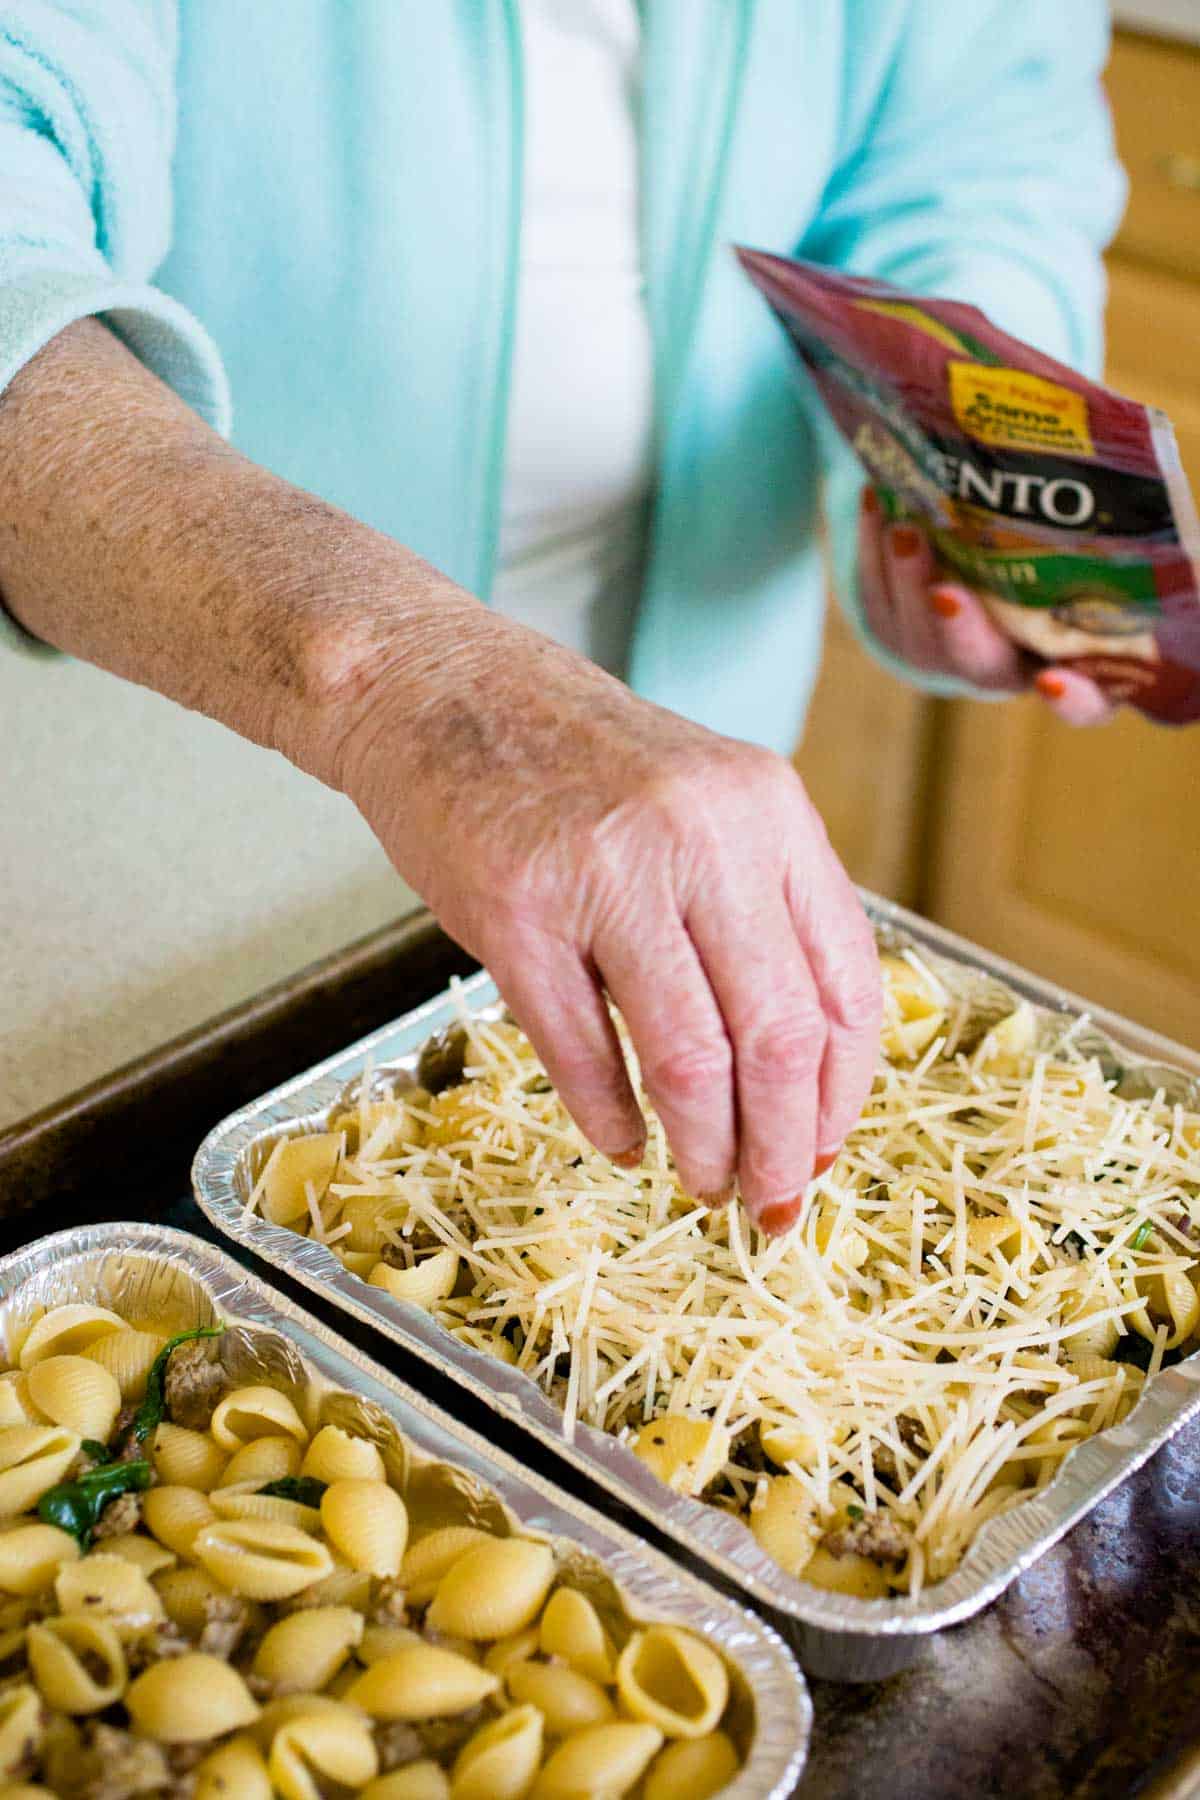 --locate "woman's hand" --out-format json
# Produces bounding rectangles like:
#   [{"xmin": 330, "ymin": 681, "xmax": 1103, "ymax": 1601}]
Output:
[
  {"xmin": 858, "ymin": 489, "xmax": 1115, "ymax": 726},
  {"xmin": 338, "ymin": 628, "xmax": 882, "ymax": 1237}
]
